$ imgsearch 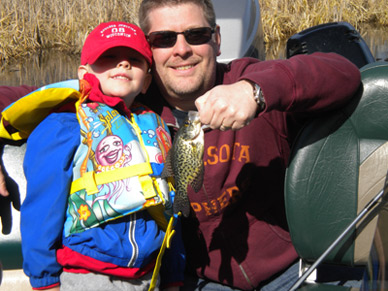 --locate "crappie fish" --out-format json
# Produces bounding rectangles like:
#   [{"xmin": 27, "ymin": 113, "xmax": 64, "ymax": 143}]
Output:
[{"xmin": 162, "ymin": 111, "xmax": 204, "ymax": 217}]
